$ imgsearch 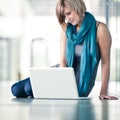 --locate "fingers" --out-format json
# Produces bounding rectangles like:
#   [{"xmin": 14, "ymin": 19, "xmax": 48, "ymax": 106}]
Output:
[{"xmin": 99, "ymin": 95, "xmax": 119, "ymax": 100}]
